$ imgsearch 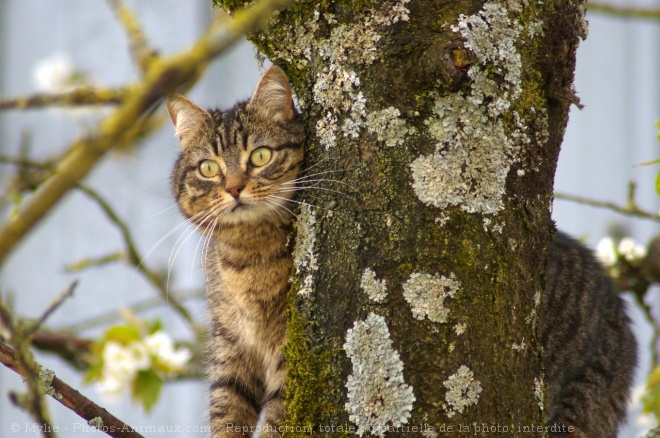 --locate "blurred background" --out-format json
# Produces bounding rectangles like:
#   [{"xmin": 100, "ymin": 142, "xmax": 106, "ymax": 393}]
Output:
[{"xmin": 0, "ymin": 0, "xmax": 658, "ymax": 436}]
